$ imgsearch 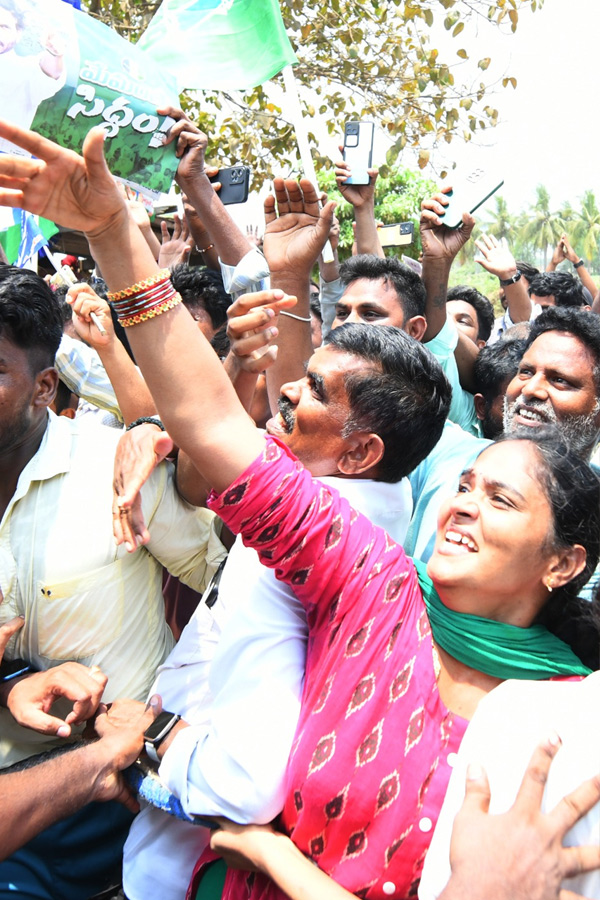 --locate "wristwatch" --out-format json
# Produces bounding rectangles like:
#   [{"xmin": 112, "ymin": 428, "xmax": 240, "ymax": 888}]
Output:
[
  {"xmin": 144, "ymin": 710, "xmax": 181, "ymax": 763},
  {"xmin": 499, "ymin": 270, "xmax": 522, "ymax": 287},
  {"xmin": 573, "ymin": 259, "xmax": 585, "ymax": 269}
]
